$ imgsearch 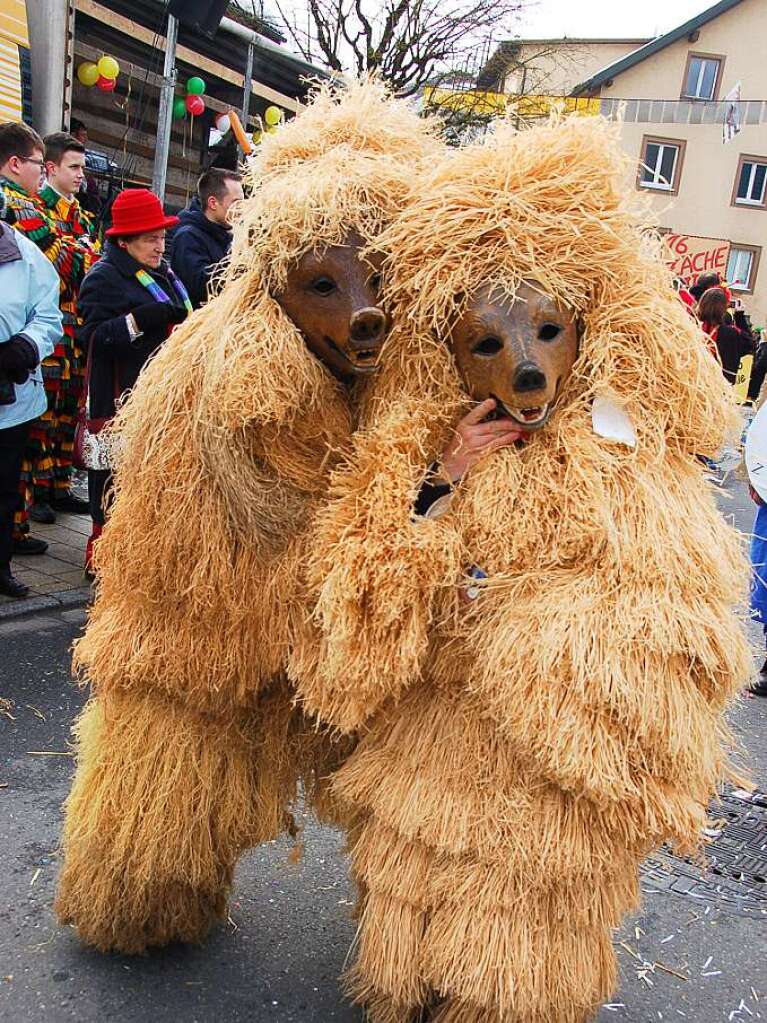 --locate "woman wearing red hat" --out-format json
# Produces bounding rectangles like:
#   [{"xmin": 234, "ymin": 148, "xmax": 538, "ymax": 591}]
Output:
[{"xmin": 77, "ymin": 188, "xmax": 191, "ymax": 574}]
